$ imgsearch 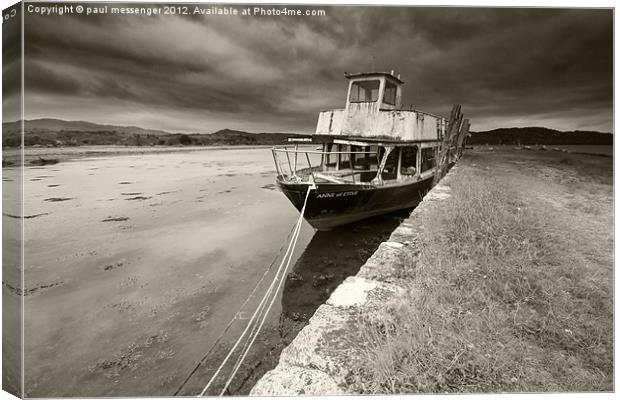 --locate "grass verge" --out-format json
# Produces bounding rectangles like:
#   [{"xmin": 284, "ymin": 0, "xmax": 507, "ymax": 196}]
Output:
[{"xmin": 349, "ymin": 158, "xmax": 613, "ymax": 393}]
